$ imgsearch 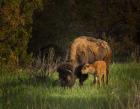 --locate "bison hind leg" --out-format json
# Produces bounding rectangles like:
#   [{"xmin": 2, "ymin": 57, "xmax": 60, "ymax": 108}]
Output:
[{"xmin": 102, "ymin": 74, "xmax": 107, "ymax": 86}]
